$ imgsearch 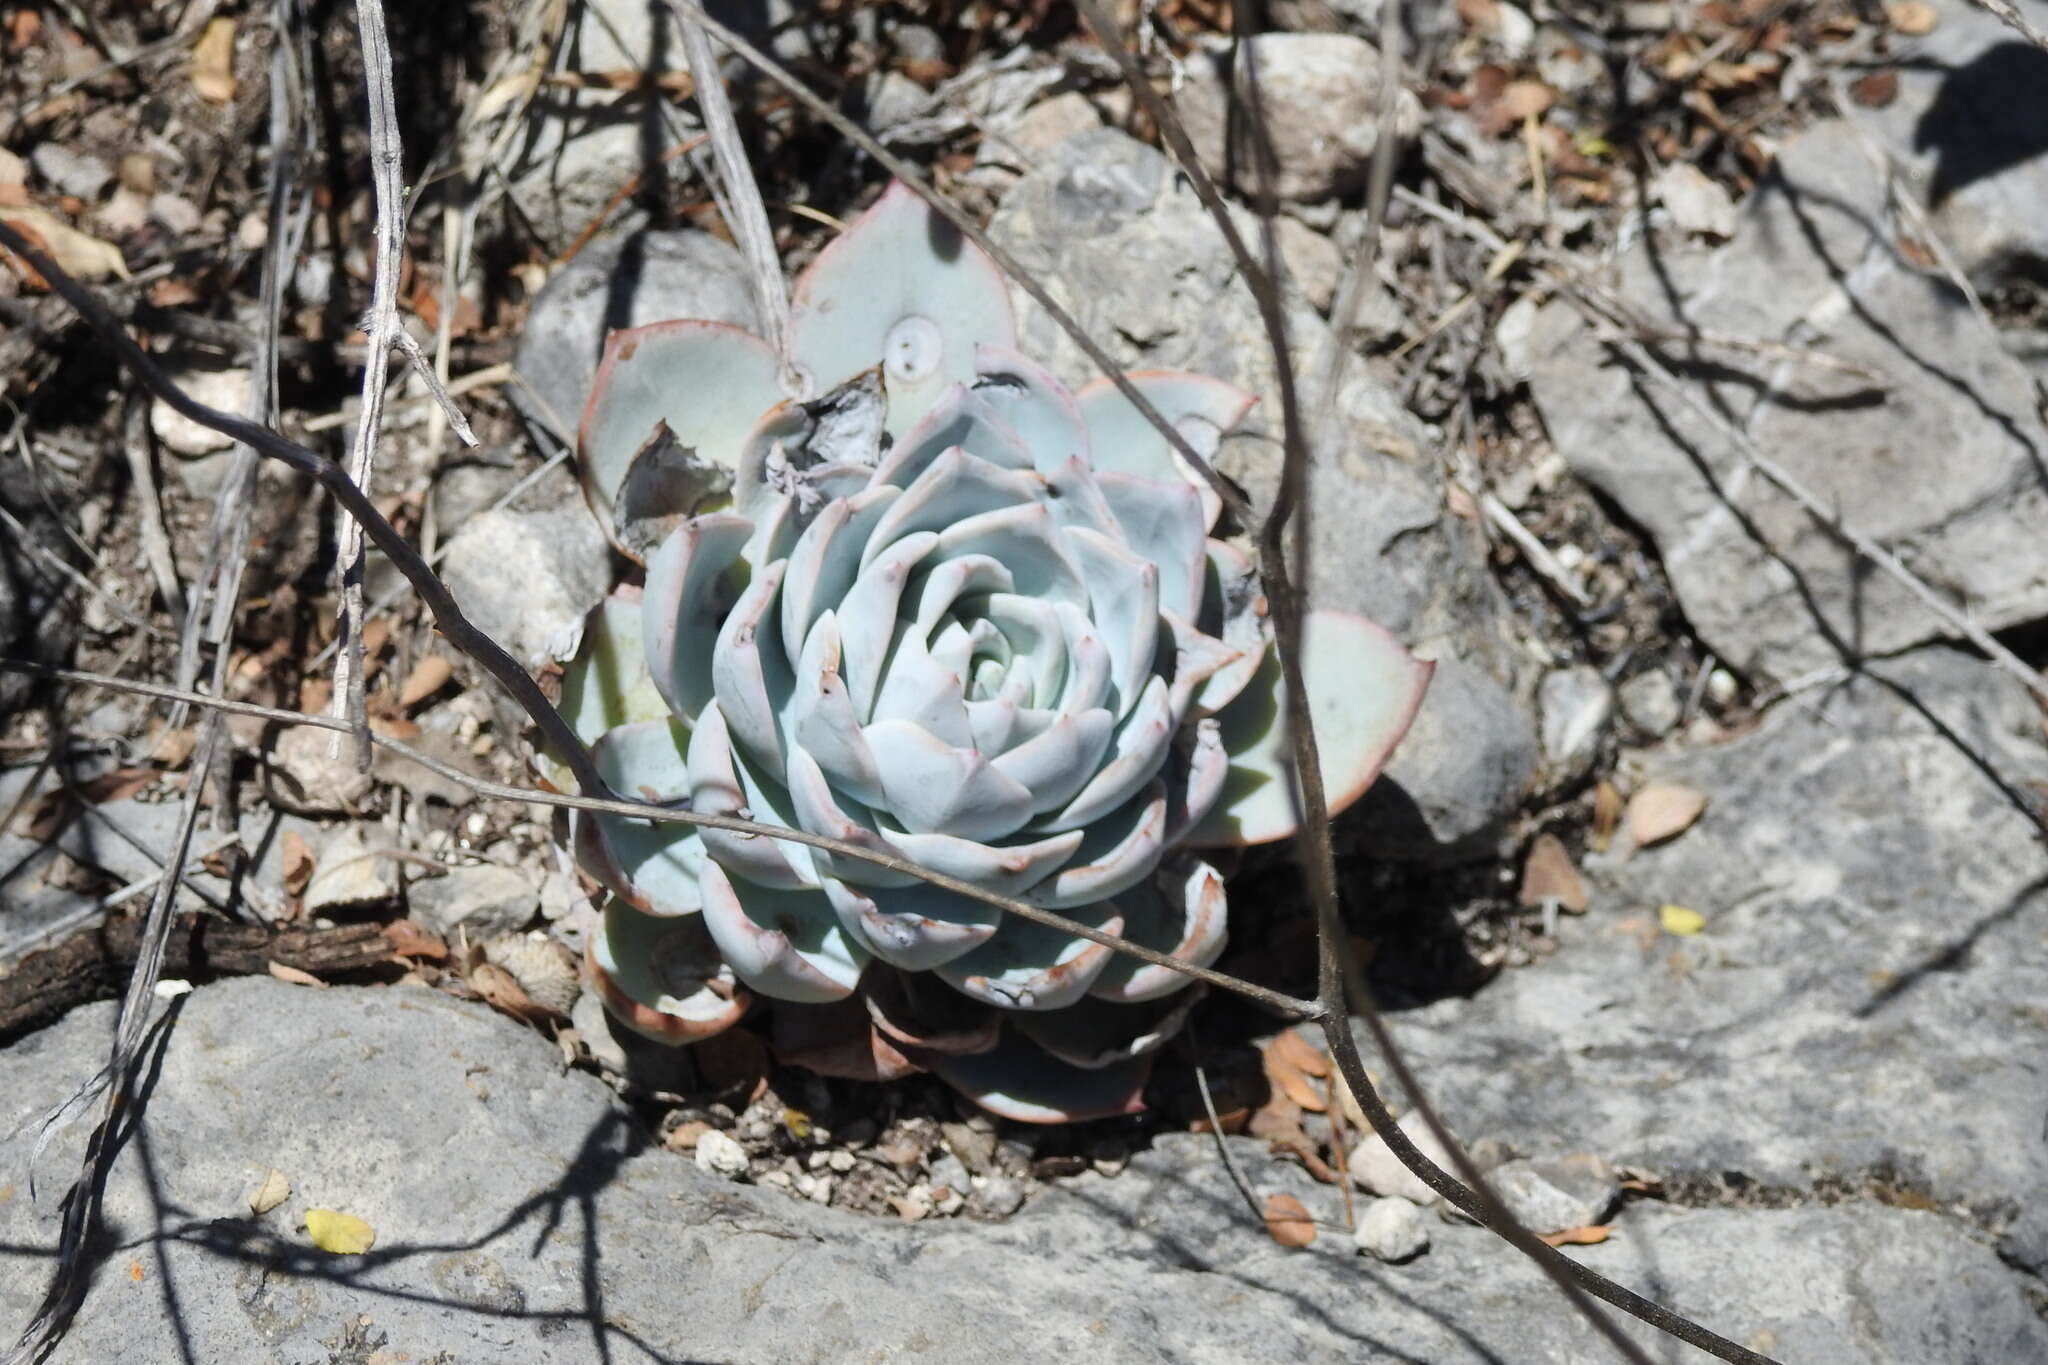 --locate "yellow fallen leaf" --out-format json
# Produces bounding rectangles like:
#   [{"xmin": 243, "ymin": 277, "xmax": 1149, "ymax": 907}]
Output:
[
  {"xmin": 0, "ymin": 207, "xmax": 128, "ymax": 282},
  {"xmin": 1659, "ymin": 905, "xmax": 1706, "ymax": 937},
  {"xmin": 191, "ymin": 17, "xmax": 237, "ymax": 104},
  {"xmin": 1626, "ymin": 783, "xmax": 1707, "ymax": 847},
  {"xmin": 247, "ymin": 1168, "xmax": 291, "ymax": 1215},
  {"xmin": 305, "ymin": 1208, "xmax": 374, "ymax": 1255}
]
